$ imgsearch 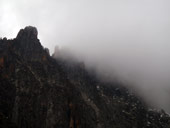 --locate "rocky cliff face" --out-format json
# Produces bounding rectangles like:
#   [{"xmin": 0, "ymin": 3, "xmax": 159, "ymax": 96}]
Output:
[{"xmin": 0, "ymin": 26, "xmax": 170, "ymax": 128}]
